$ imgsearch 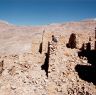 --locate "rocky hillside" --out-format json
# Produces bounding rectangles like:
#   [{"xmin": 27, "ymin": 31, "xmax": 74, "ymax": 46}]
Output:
[{"xmin": 0, "ymin": 19, "xmax": 96, "ymax": 95}]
